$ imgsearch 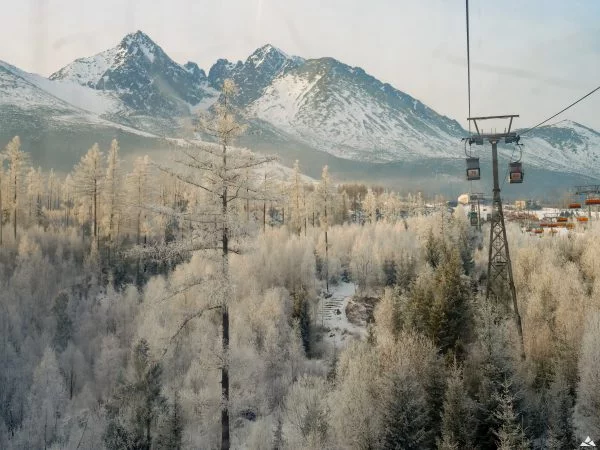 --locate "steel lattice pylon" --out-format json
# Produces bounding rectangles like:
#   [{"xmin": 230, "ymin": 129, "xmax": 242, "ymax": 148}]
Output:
[
  {"xmin": 485, "ymin": 139, "xmax": 525, "ymax": 360},
  {"xmin": 465, "ymin": 116, "xmax": 526, "ymax": 360},
  {"xmin": 486, "ymin": 181, "xmax": 514, "ymax": 303}
]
